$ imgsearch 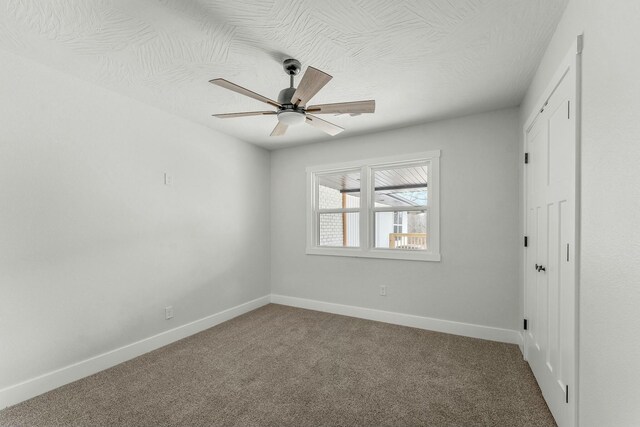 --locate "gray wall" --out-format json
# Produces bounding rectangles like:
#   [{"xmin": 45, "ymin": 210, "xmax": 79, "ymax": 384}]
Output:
[
  {"xmin": 271, "ymin": 108, "xmax": 520, "ymax": 331},
  {"xmin": 520, "ymin": 1, "xmax": 640, "ymax": 424},
  {"xmin": 0, "ymin": 49, "xmax": 271, "ymax": 389}
]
